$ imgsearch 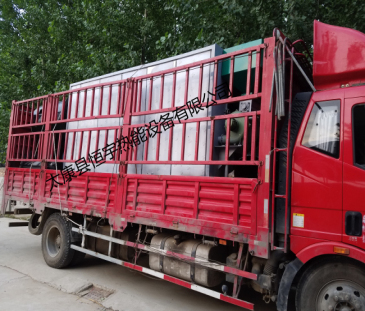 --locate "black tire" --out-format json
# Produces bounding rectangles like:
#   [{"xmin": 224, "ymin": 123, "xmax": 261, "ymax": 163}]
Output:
[
  {"xmin": 42, "ymin": 213, "xmax": 75, "ymax": 268},
  {"xmin": 28, "ymin": 212, "xmax": 45, "ymax": 235},
  {"xmin": 70, "ymin": 246, "xmax": 86, "ymax": 266},
  {"xmin": 296, "ymin": 257, "xmax": 365, "ymax": 311}
]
